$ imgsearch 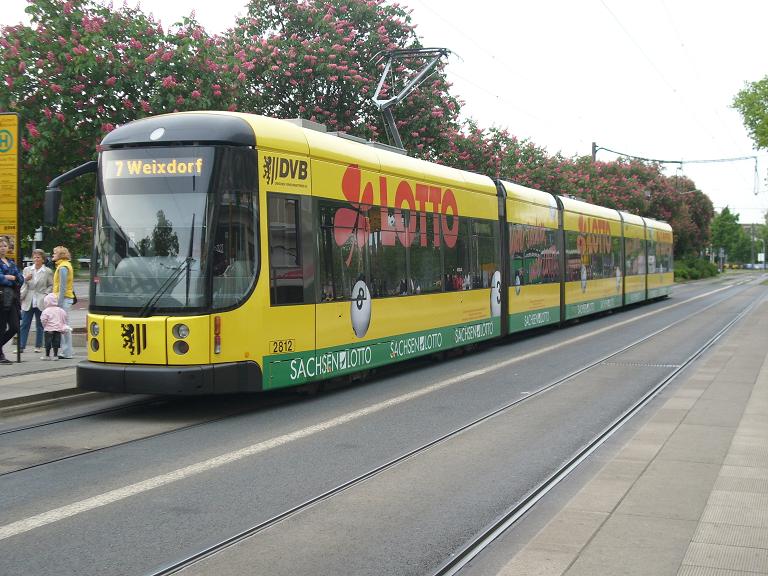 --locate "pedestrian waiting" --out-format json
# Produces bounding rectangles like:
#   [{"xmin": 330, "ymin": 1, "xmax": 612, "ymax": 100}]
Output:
[
  {"xmin": 0, "ymin": 236, "xmax": 23, "ymax": 364},
  {"xmin": 16, "ymin": 249, "xmax": 54, "ymax": 354},
  {"xmin": 40, "ymin": 293, "xmax": 70, "ymax": 360}
]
